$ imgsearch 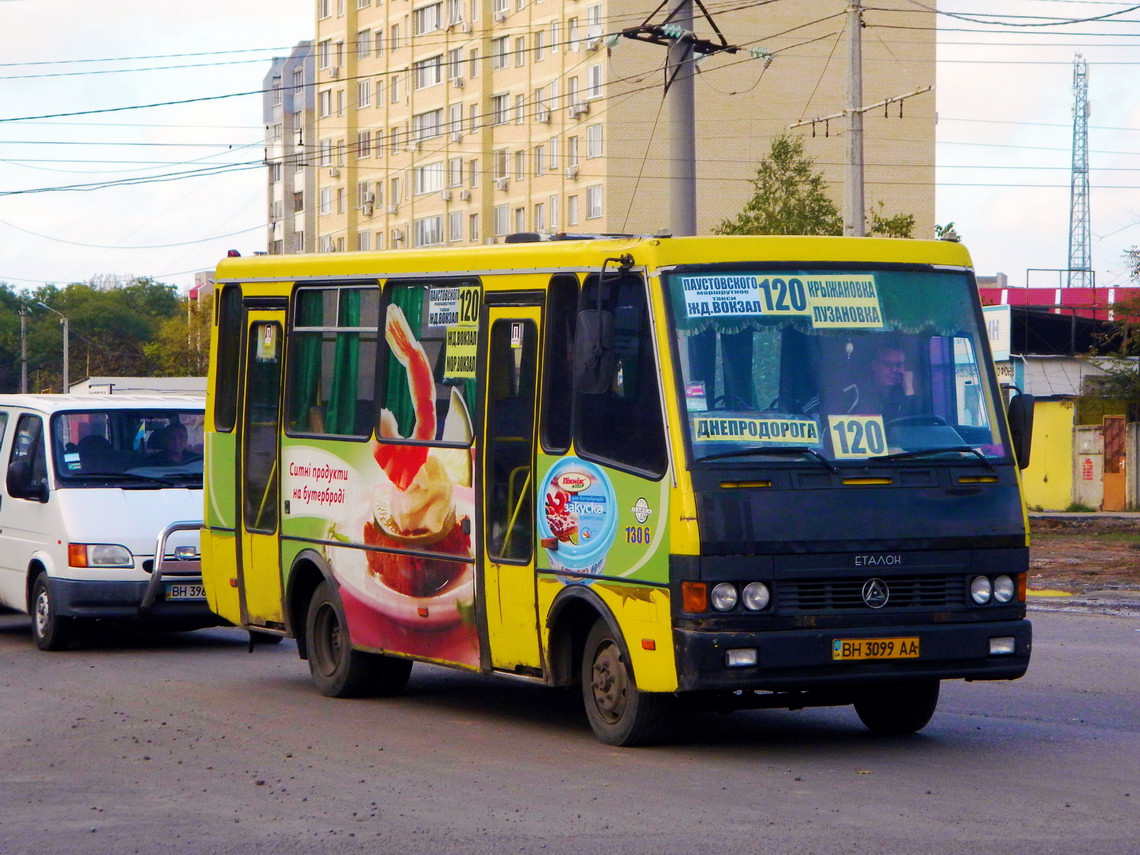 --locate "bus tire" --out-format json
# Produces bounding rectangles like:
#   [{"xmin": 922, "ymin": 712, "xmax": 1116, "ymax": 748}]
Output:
[
  {"xmin": 31, "ymin": 575, "xmax": 74, "ymax": 652},
  {"xmin": 580, "ymin": 619, "xmax": 665, "ymax": 746},
  {"xmin": 305, "ymin": 581, "xmax": 410, "ymax": 698},
  {"xmin": 854, "ymin": 679, "xmax": 940, "ymax": 735}
]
